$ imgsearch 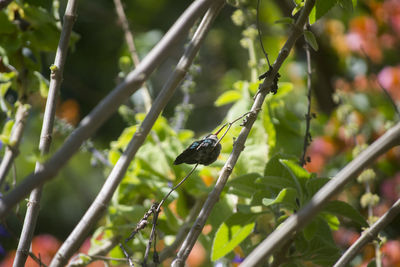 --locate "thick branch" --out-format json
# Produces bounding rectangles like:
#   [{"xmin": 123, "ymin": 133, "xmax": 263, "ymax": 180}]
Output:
[
  {"xmin": 0, "ymin": 104, "xmax": 29, "ymax": 188},
  {"xmin": 48, "ymin": 2, "xmax": 224, "ymax": 266},
  {"xmin": 12, "ymin": 1, "xmax": 79, "ymax": 267},
  {"xmin": 334, "ymin": 198, "xmax": 400, "ymax": 267},
  {"xmin": 171, "ymin": 1, "xmax": 316, "ymax": 266},
  {"xmin": 241, "ymin": 122, "xmax": 400, "ymax": 266},
  {"xmin": 0, "ymin": 0, "xmax": 216, "ymax": 219}
]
